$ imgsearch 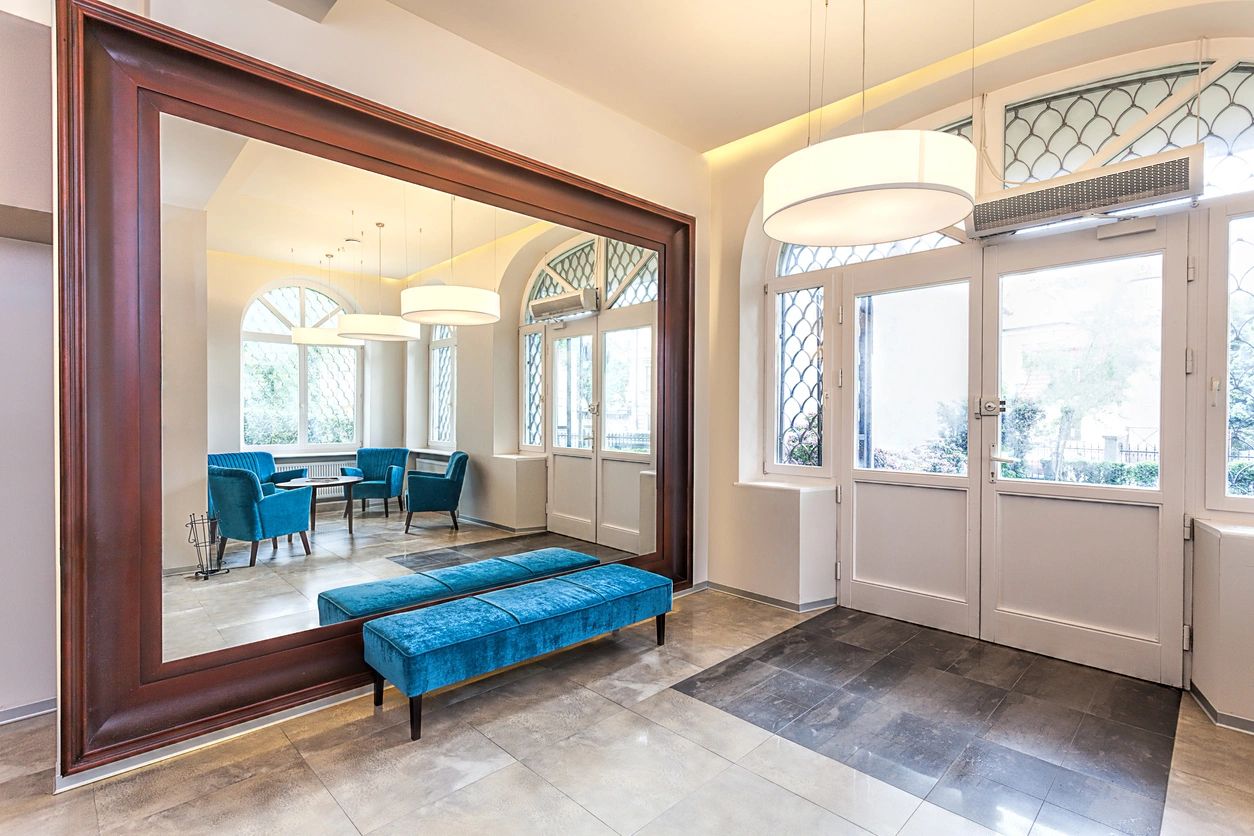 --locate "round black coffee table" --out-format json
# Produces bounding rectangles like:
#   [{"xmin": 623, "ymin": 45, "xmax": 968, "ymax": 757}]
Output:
[{"xmin": 278, "ymin": 475, "xmax": 364, "ymax": 534}]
